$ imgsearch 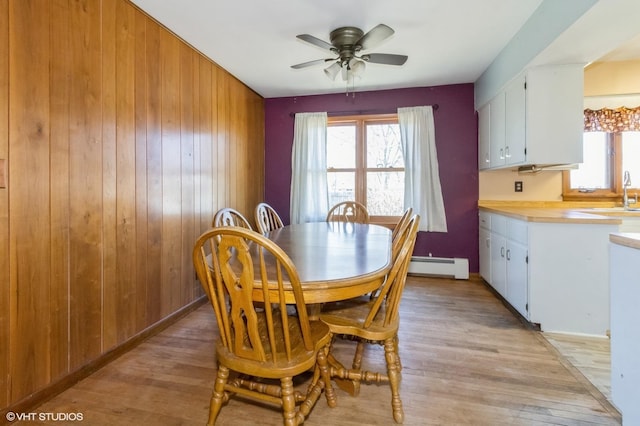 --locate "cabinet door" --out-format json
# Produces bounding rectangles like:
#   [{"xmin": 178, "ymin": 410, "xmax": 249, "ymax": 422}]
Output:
[
  {"xmin": 479, "ymin": 227, "xmax": 491, "ymax": 282},
  {"xmin": 506, "ymin": 240, "xmax": 528, "ymax": 318},
  {"xmin": 489, "ymin": 92, "xmax": 506, "ymax": 167},
  {"xmin": 504, "ymin": 74, "xmax": 526, "ymax": 166},
  {"xmin": 490, "ymin": 232, "xmax": 506, "ymax": 298},
  {"xmin": 525, "ymin": 64, "xmax": 584, "ymax": 165},
  {"xmin": 478, "ymin": 103, "xmax": 491, "ymax": 170}
]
